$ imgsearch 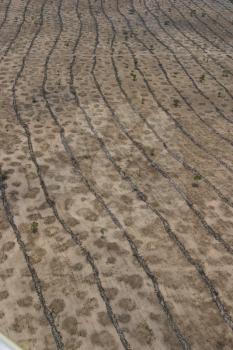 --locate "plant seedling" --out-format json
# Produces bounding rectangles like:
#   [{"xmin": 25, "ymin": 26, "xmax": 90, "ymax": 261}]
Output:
[
  {"xmin": 131, "ymin": 71, "xmax": 137, "ymax": 81},
  {"xmin": 193, "ymin": 174, "xmax": 202, "ymax": 181},
  {"xmin": 192, "ymin": 174, "xmax": 202, "ymax": 188},
  {"xmin": 31, "ymin": 221, "xmax": 38, "ymax": 234}
]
